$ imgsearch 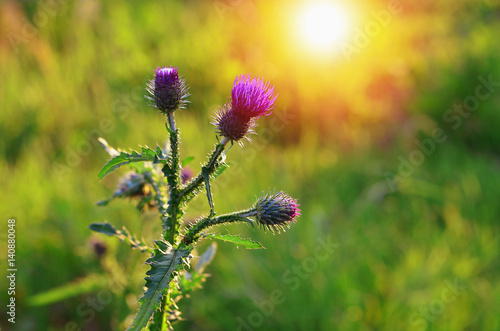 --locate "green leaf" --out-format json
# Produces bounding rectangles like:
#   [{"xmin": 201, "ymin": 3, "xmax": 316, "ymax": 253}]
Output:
[
  {"xmin": 205, "ymin": 233, "xmax": 265, "ymax": 250},
  {"xmin": 181, "ymin": 156, "xmax": 195, "ymax": 167},
  {"xmin": 154, "ymin": 145, "xmax": 167, "ymax": 163},
  {"xmin": 126, "ymin": 243, "xmax": 193, "ymax": 331},
  {"xmin": 98, "ymin": 146, "xmax": 157, "ymax": 180},
  {"xmin": 89, "ymin": 222, "xmax": 117, "ymax": 236},
  {"xmin": 201, "ymin": 166, "xmax": 215, "ymax": 216},
  {"xmin": 165, "ymin": 122, "xmax": 174, "ymax": 135},
  {"xmin": 95, "ymin": 198, "xmax": 111, "ymax": 206},
  {"xmin": 89, "ymin": 222, "xmax": 152, "ymax": 253},
  {"xmin": 27, "ymin": 274, "xmax": 108, "ymax": 306},
  {"xmin": 97, "ymin": 137, "xmax": 119, "ymax": 157}
]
